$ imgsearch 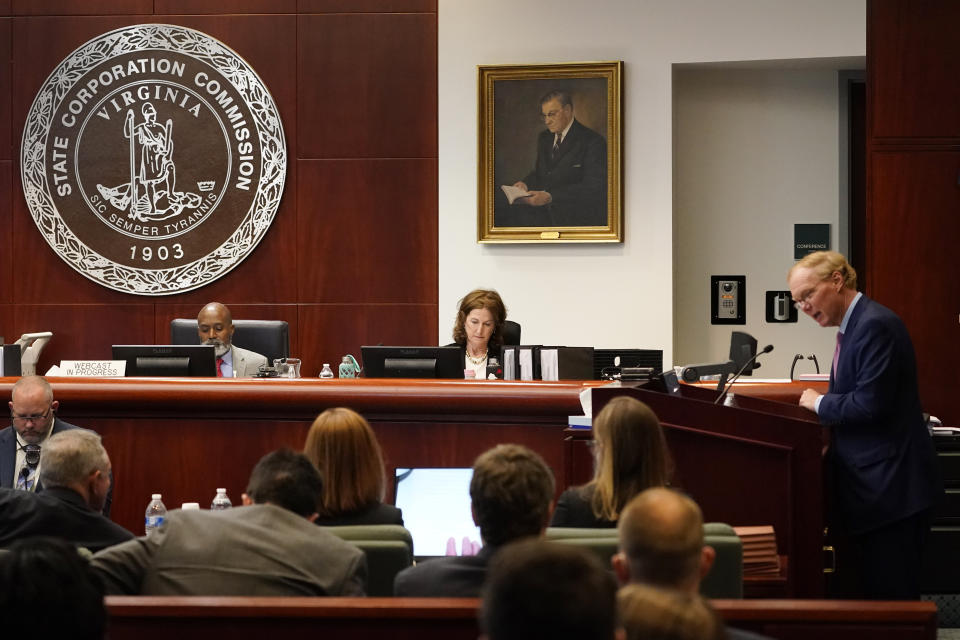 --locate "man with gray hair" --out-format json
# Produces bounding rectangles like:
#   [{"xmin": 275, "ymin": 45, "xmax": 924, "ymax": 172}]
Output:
[{"xmin": 0, "ymin": 430, "xmax": 133, "ymax": 552}]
